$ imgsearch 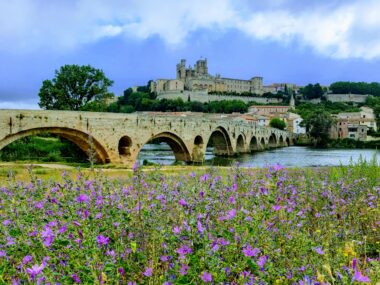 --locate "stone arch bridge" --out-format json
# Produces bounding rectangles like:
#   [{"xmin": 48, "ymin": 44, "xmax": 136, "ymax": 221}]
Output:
[{"xmin": 0, "ymin": 110, "xmax": 295, "ymax": 167}]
